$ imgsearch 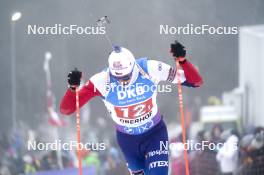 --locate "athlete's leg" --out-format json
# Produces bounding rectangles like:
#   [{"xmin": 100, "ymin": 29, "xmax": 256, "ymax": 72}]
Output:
[
  {"xmin": 144, "ymin": 121, "xmax": 169, "ymax": 175},
  {"xmin": 116, "ymin": 130, "xmax": 145, "ymax": 175}
]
